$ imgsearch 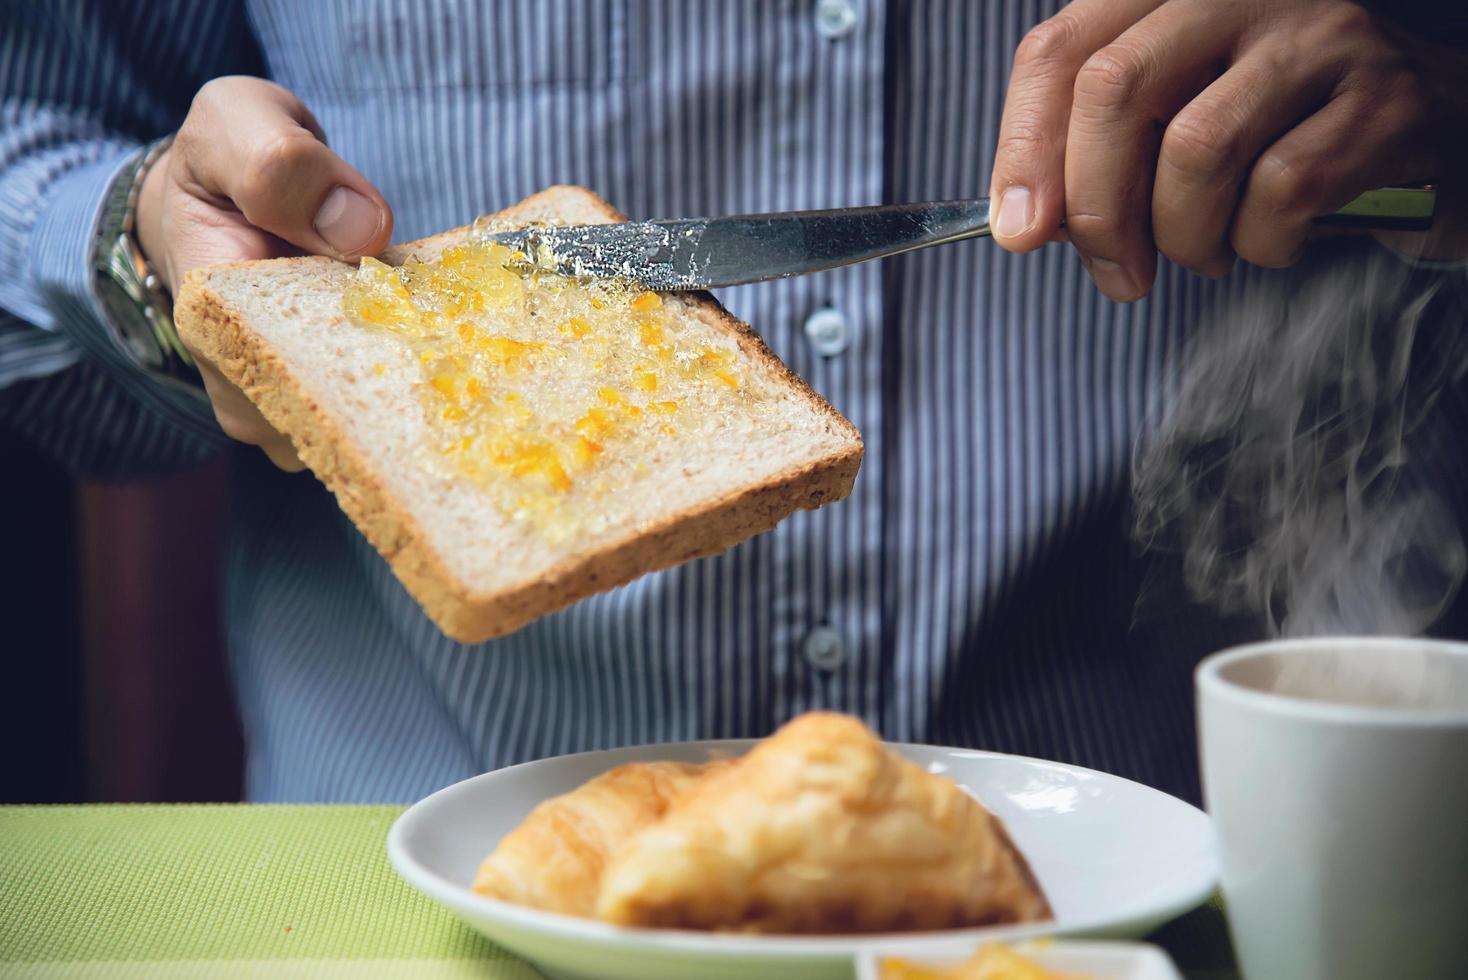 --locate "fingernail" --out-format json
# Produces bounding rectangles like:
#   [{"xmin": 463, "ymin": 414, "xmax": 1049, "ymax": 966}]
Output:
[
  {"xmin": 1088, "ymin": 257, "xmax": 1138, "ymax": 300},
  {"xmin": 993, "ymin": 186, "xmax": 1034, "ymax": 240},
  {"xmin": 314, "ymin": 186, "xmax": 382, "ymax": 256}
]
